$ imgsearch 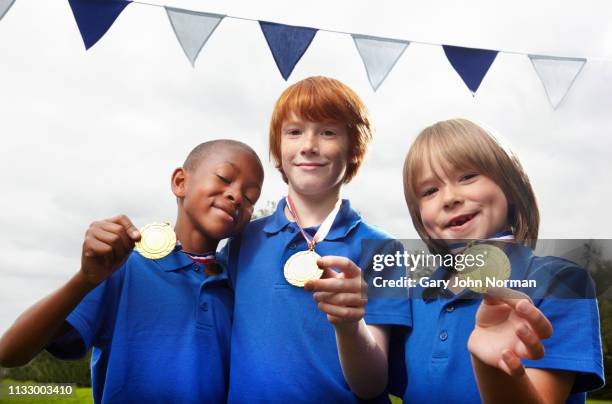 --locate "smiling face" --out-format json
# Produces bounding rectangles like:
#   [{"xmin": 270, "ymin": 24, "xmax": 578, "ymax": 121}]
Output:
[
  {"xmin": 416, "ymin": 158, "xmax": 509, "ymax": 243},
  {"xmin": 173, "ymin": 146, "xmax": 263, "ymax": 241},
  {"xmin": 280, "ymin": 114, "xmax": 349, "ymax": 198}
]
